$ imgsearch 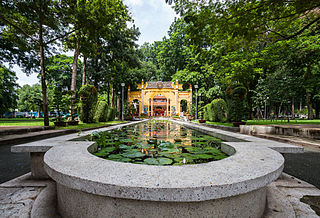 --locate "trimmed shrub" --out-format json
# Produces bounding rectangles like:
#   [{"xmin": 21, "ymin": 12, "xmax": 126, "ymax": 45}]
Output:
[
  {"xmin": 79, "ymin": 85, "xmax": 98, "ymax": 123},
  {"xmin": 211, "ymin": 99, "xmax": 228, "ymax": 122},
  {"xmin": 109, "ymin": 107, "xmax": 117, "ymax": 121},
  {"xmin": 227, "ymin": 84, "xmax": 247, "ymax": 122},
  {"xmin": 203, "ymin": 99, "xmax": 228, "ymax": 122},
  {"xmin": 94, "ymin": 101, "xmax": 107, "ymax": 122}
]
